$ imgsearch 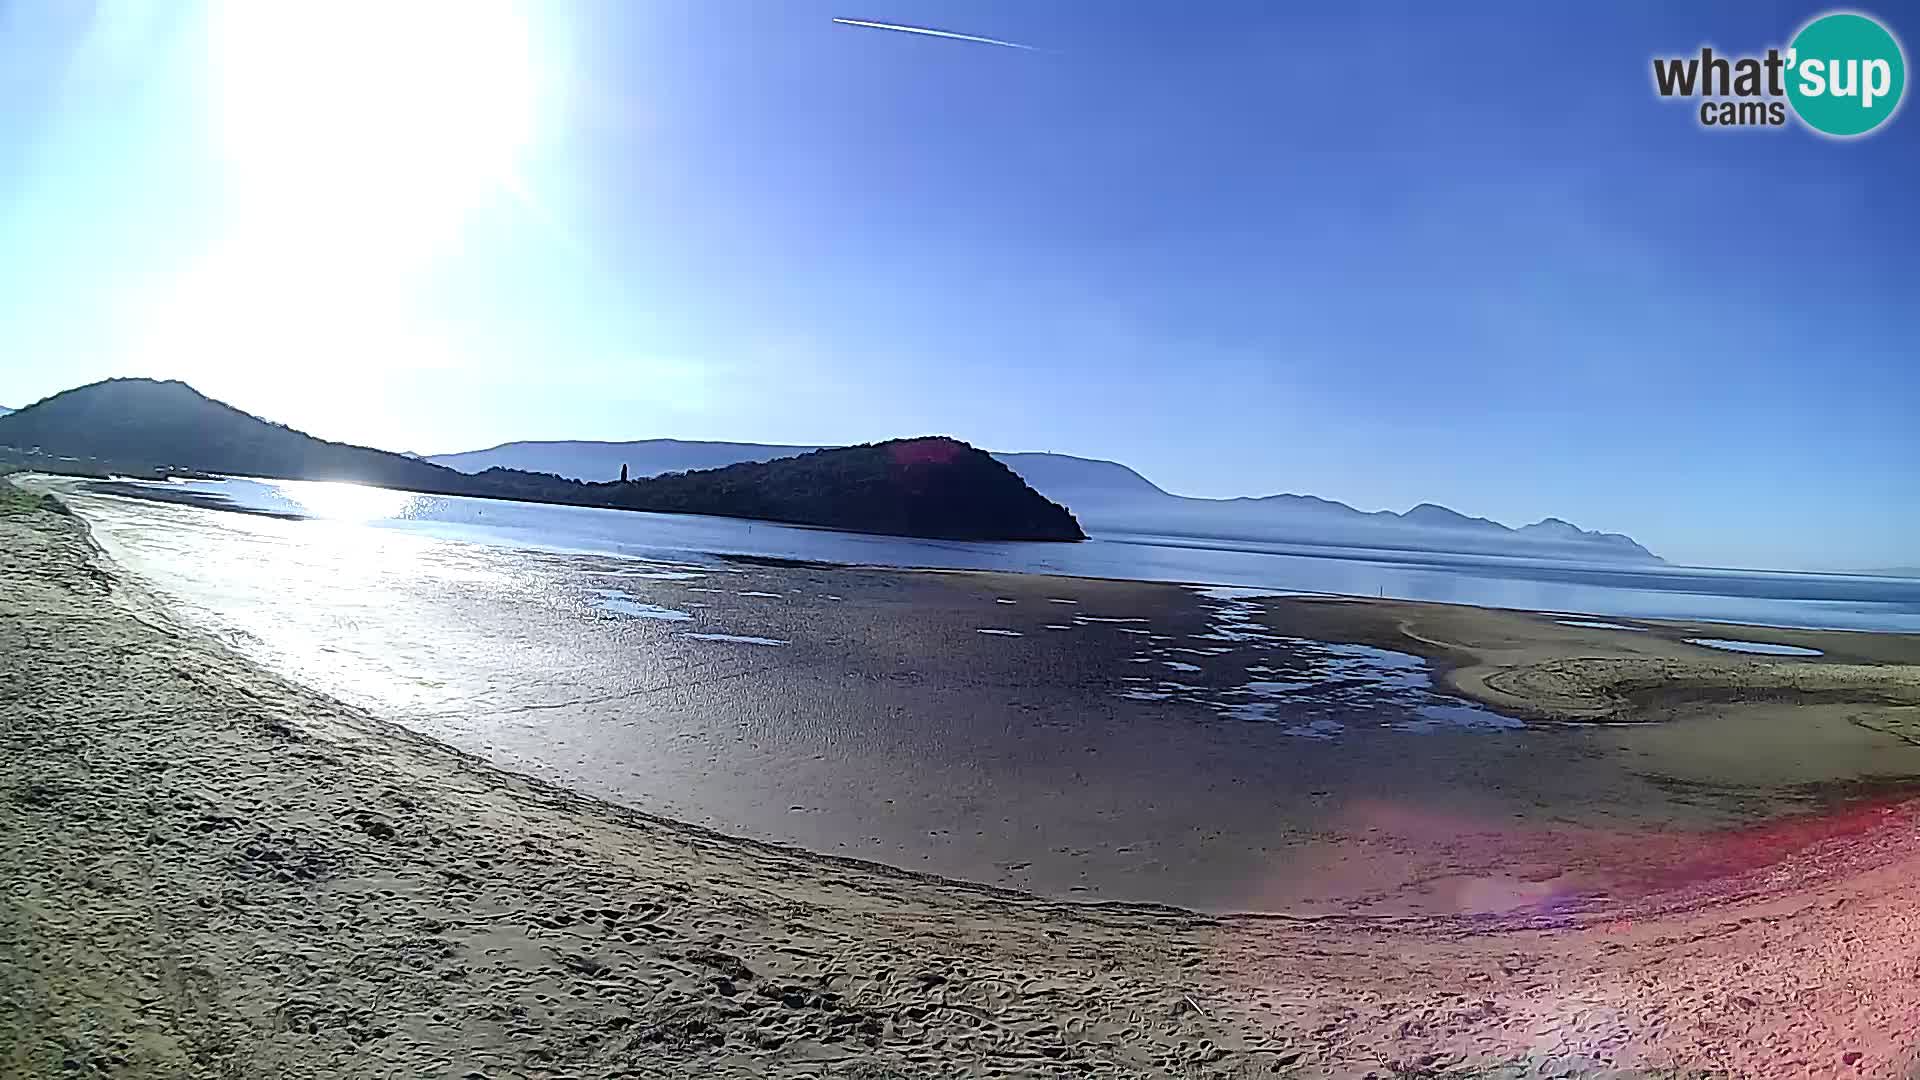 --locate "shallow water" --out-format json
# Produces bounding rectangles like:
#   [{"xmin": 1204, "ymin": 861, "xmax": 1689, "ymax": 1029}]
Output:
[
  {"xmin": 592, "ymin": 589, "xmax": 692, "ymax": 621},
  {"xmin": 684, "ymin": 632, "xmax": 789, "ymax": 646},
  {"xmin": 1120, "ymin": 588, "xmax": 1524, "ymax": 737},
  {"xmin": 1686, "ymin": 638, "xmax": 1826, "ymax": 657},
  {"xmin": 47, "ymin": 482, "xmax": 1920, "ymax": 913},
  {"xmin": 89, "ymin": 476, "xmax": 1920, "ymax": 632}
]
